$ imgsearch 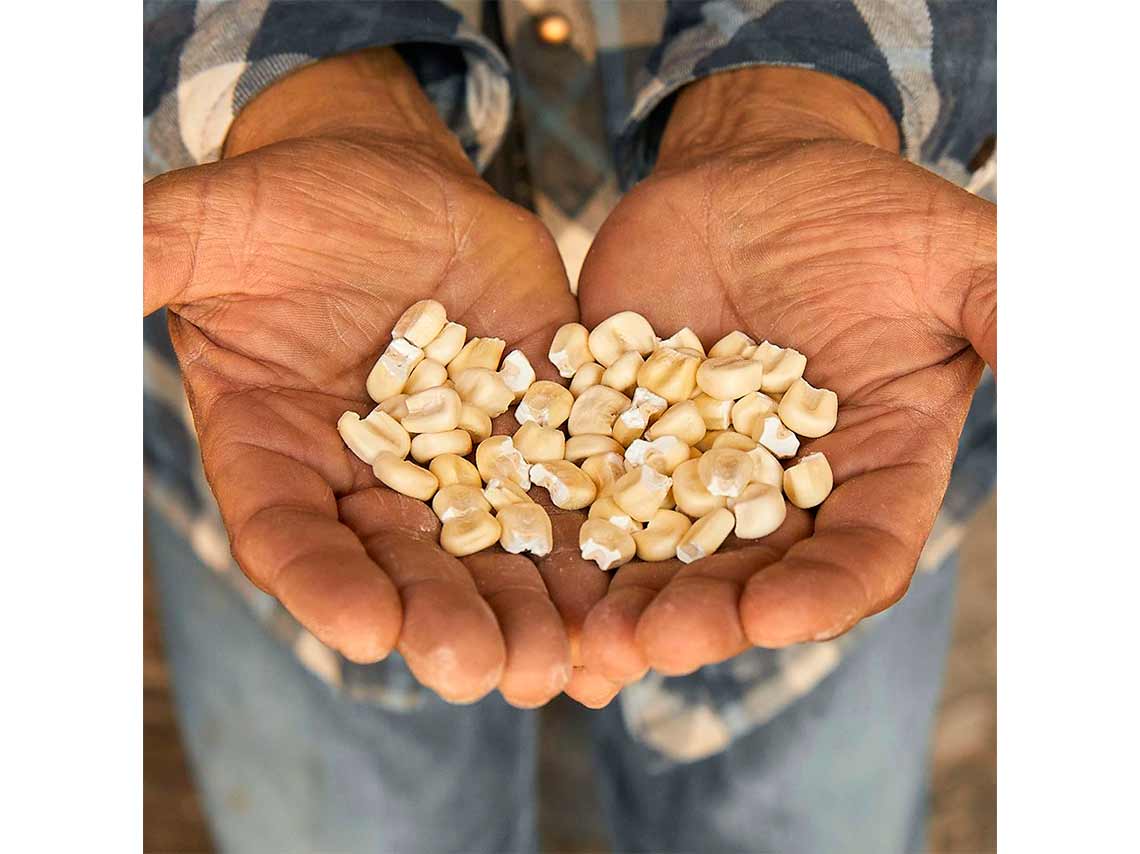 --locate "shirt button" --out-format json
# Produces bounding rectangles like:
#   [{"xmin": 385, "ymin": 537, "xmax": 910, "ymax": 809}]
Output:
[{"xmin": 536, "ymin": 13, "xmax": 571, "ymax": 45}]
